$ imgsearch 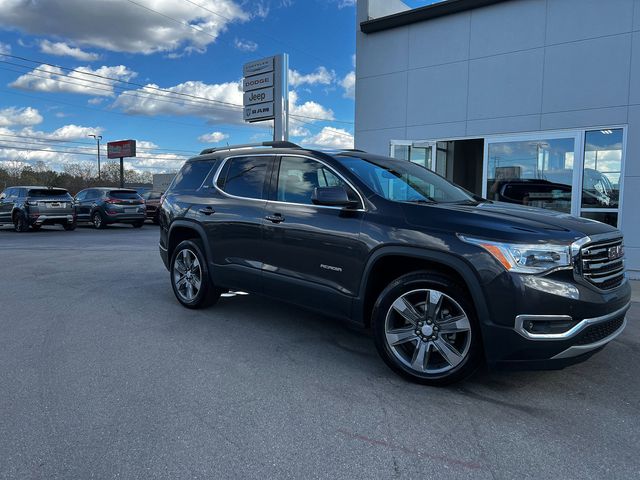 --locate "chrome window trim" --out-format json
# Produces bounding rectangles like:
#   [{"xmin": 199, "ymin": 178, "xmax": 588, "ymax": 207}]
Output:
[
  {"xmin": 212, "ymin": 153, "xmax": 367, "ymax": 211},
  {"xmin": 514, "ymin": 301, "xmax": 630, "ymax": 341}
]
